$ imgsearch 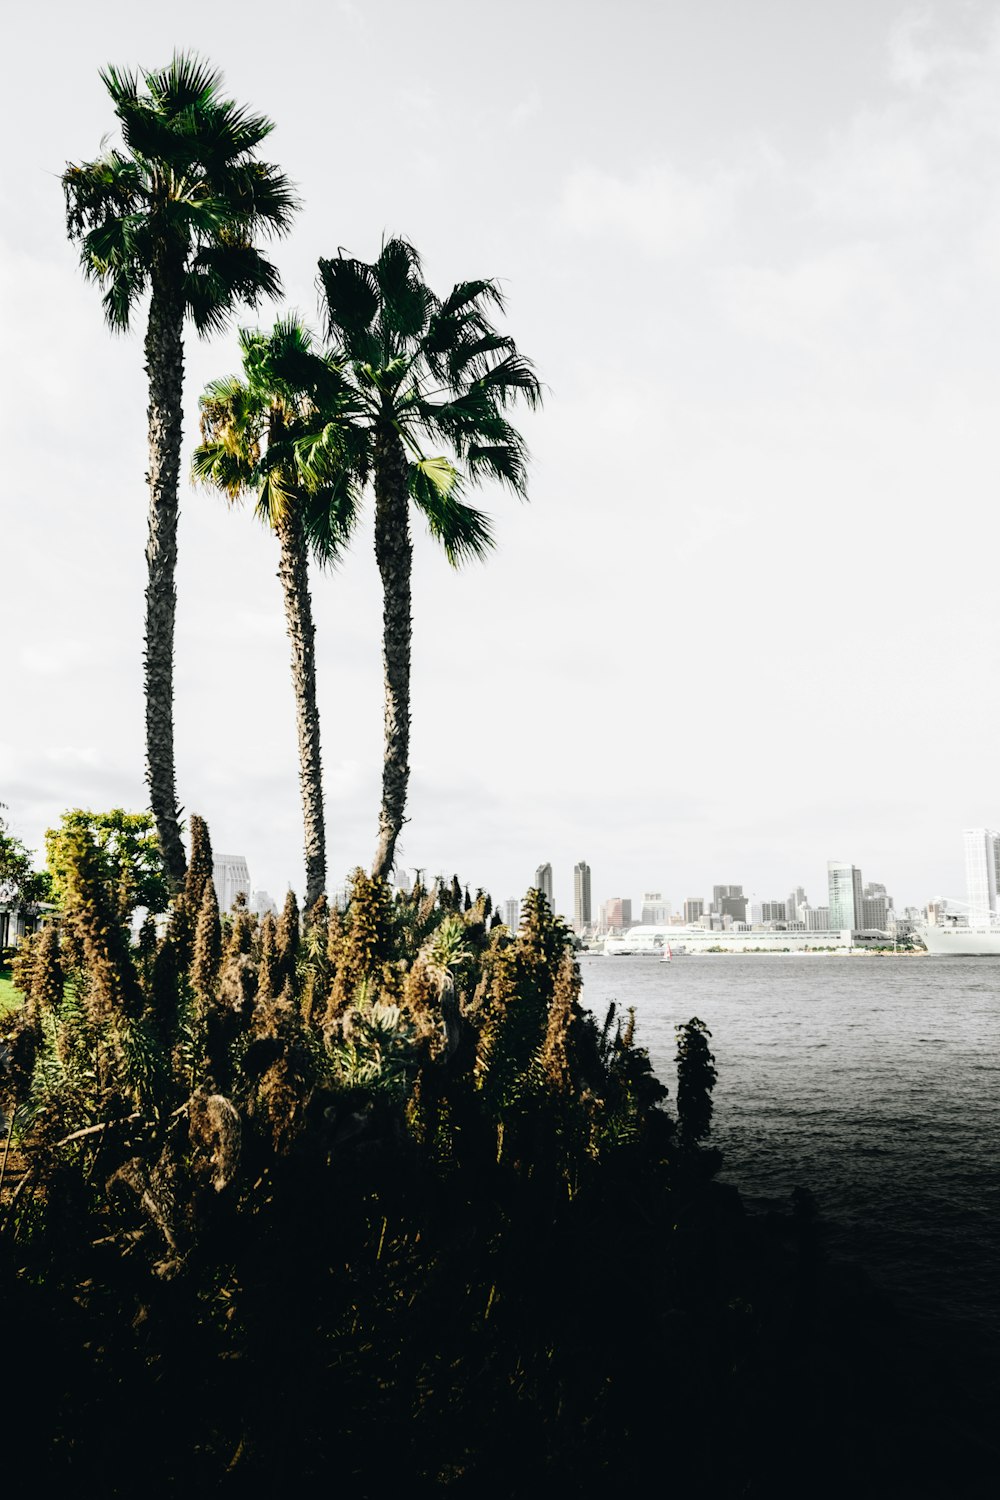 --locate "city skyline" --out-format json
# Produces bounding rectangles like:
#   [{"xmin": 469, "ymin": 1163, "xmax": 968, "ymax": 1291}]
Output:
[{"xmin": 4, "ymin": 2, "xmax": 1000, "ymax": 913}]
